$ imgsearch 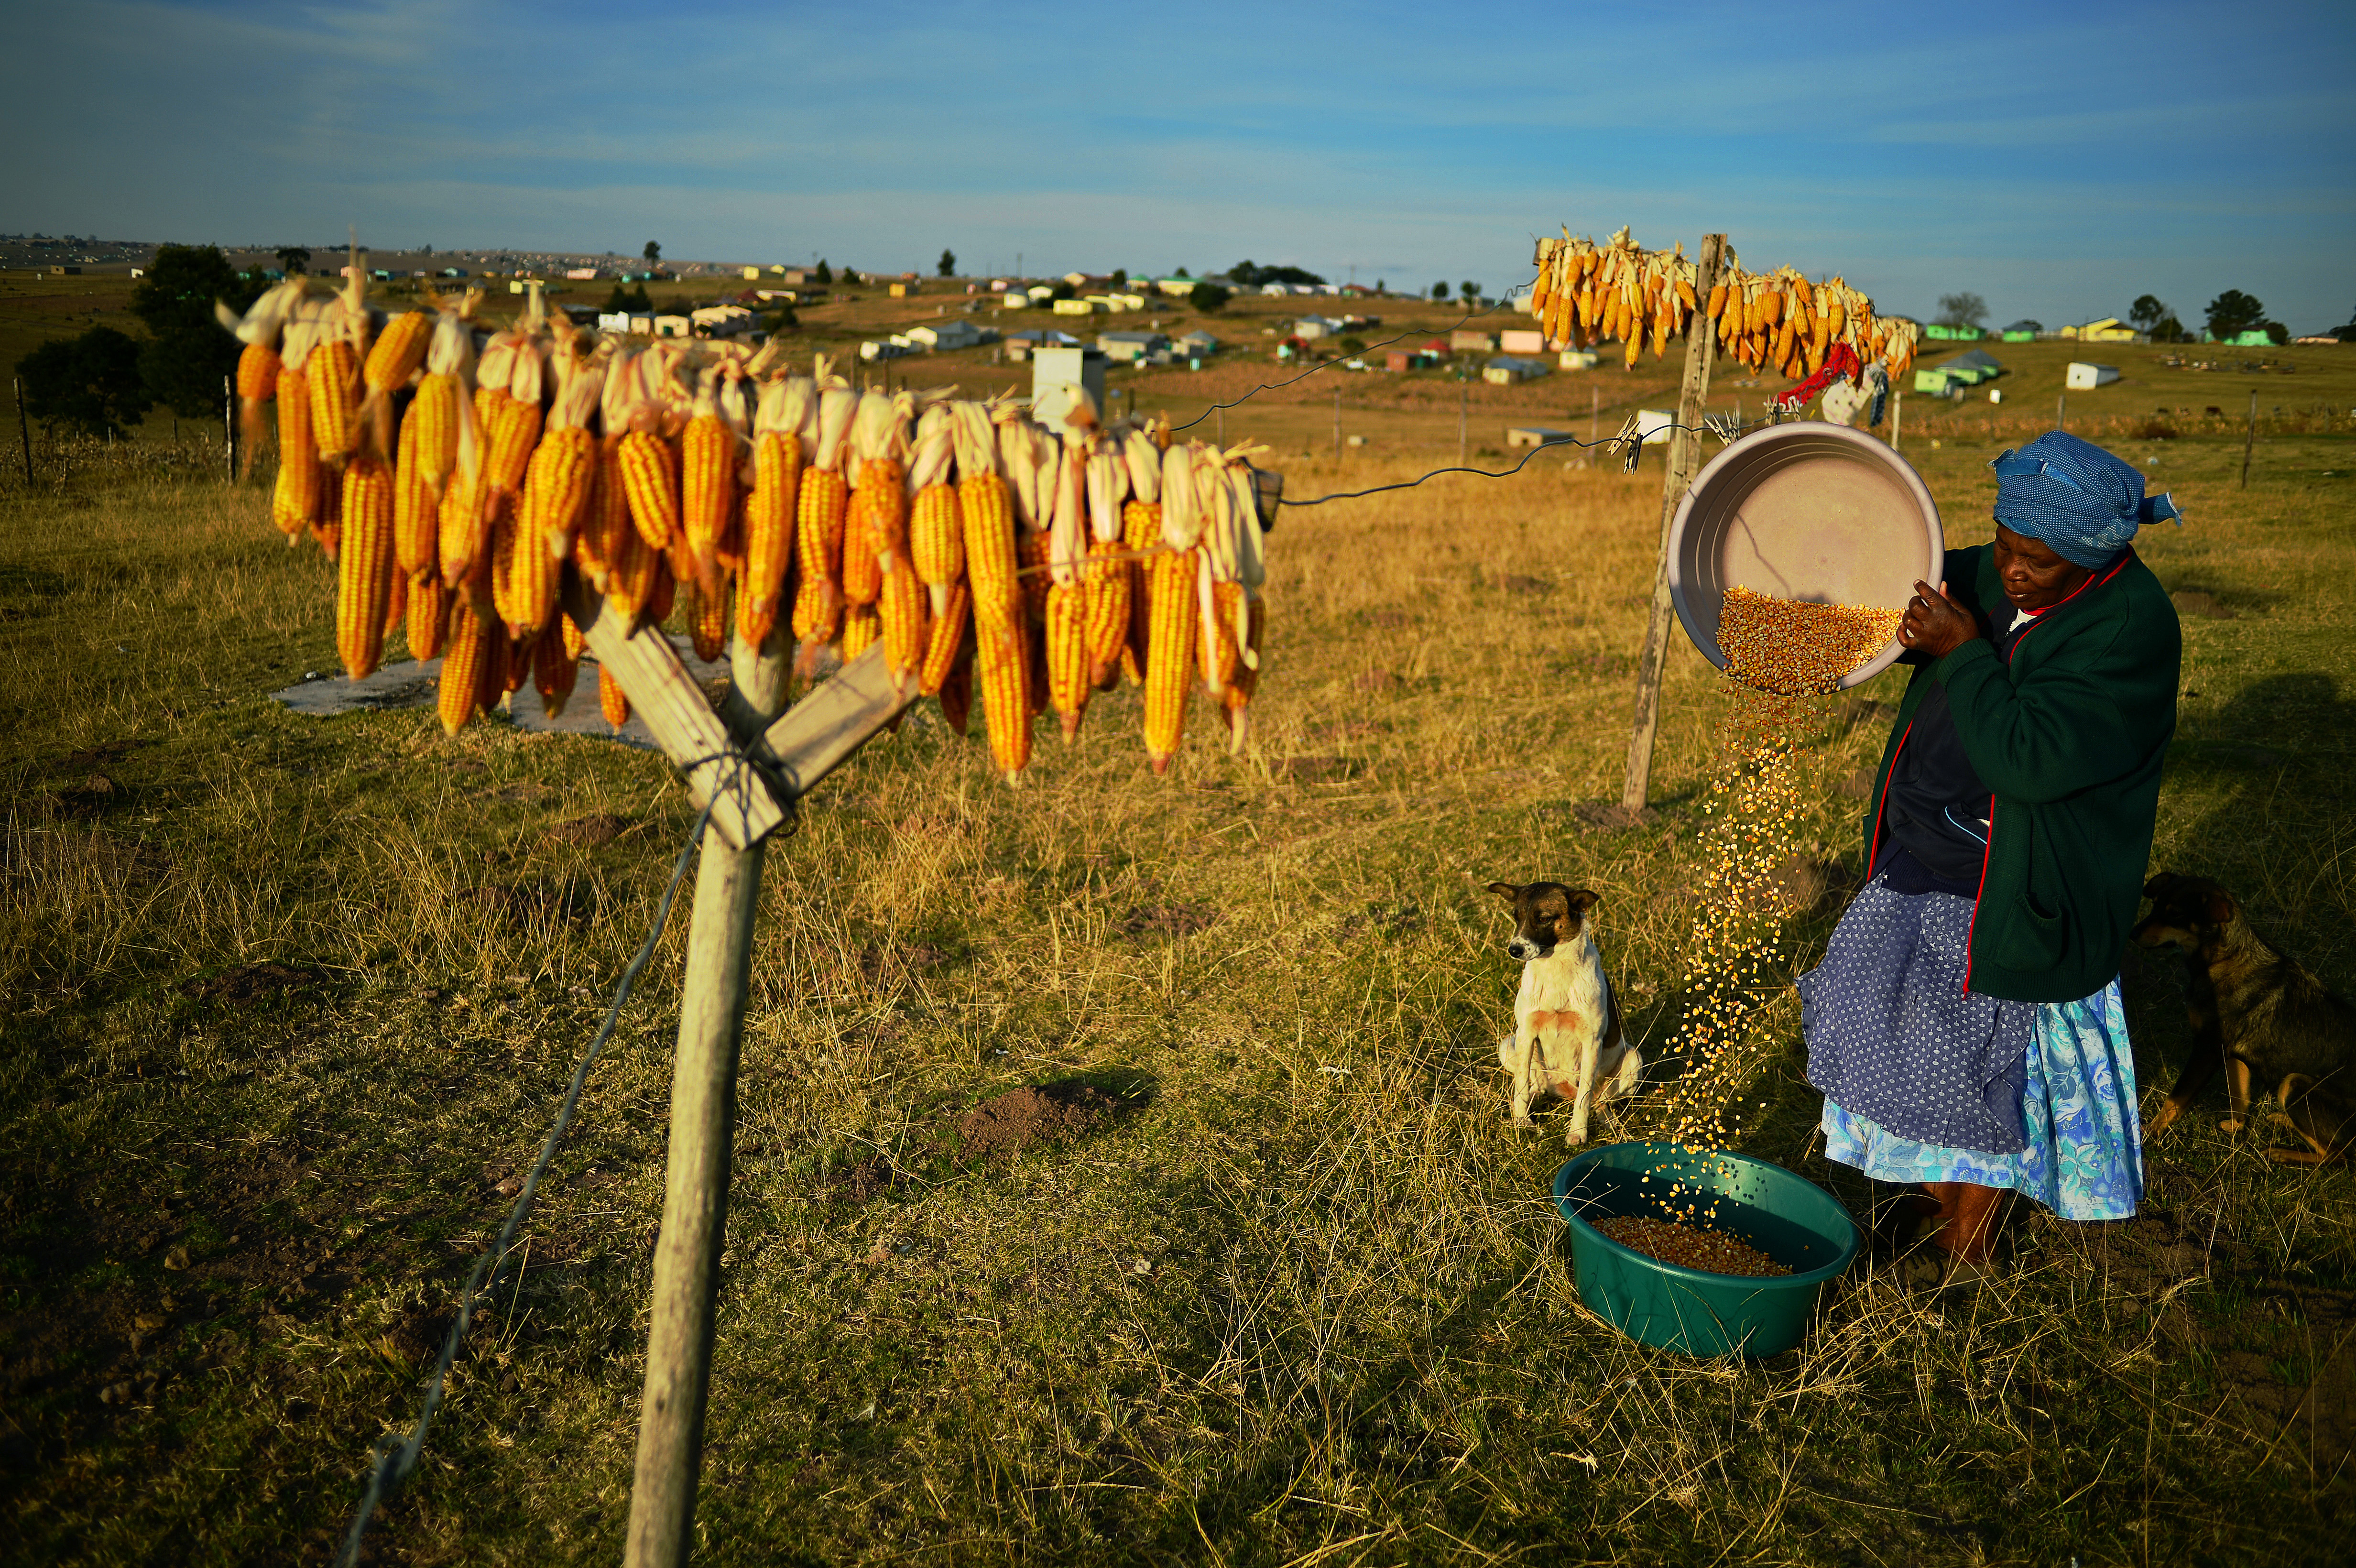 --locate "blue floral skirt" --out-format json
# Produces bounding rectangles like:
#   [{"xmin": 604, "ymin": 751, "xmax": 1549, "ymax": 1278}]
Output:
[{"xmin": 1821, "ymin": 980, "xmax": 2144, "ymax": 1221}]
